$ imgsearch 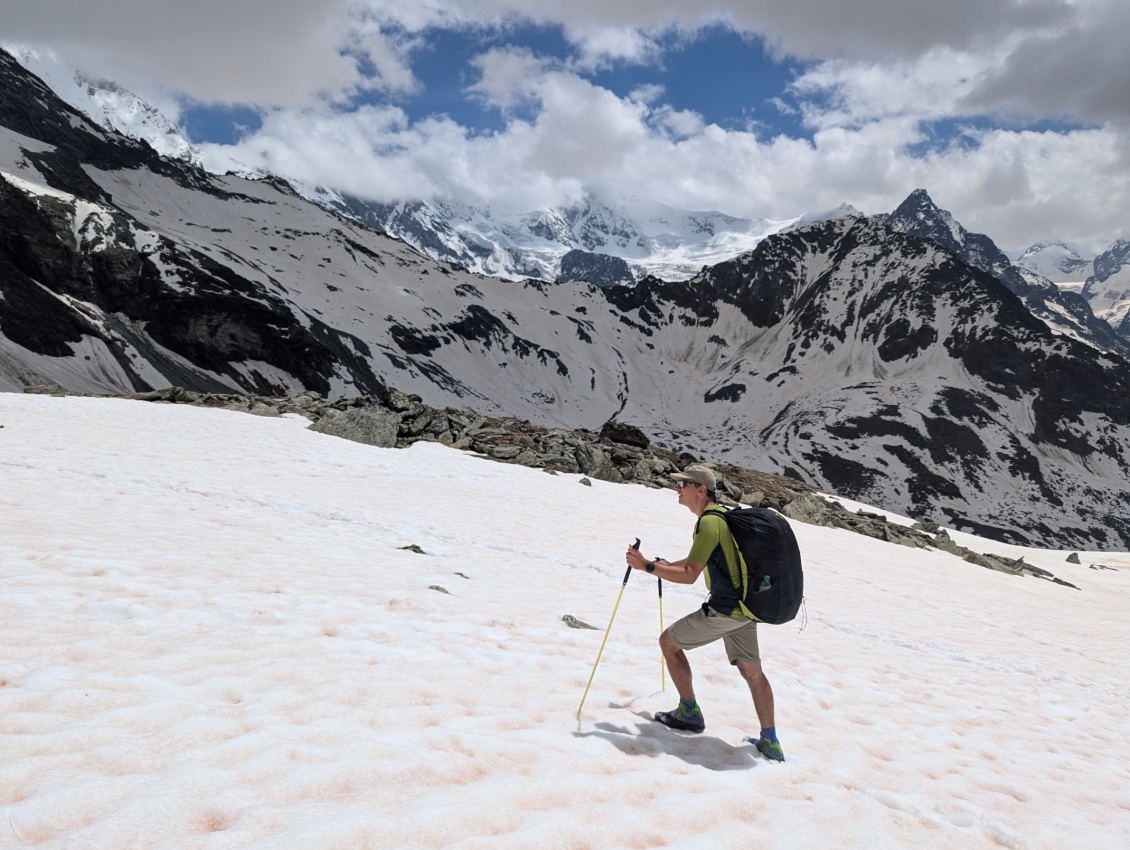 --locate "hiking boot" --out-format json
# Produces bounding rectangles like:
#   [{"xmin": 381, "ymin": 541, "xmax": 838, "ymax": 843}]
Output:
[
  {"xmin": 653, "ymin": 704, "xmax": 705, "ymax": 733},
  {"xmin": 755, "ymin": 737, "xmax": 785, "ymax": 762}
]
